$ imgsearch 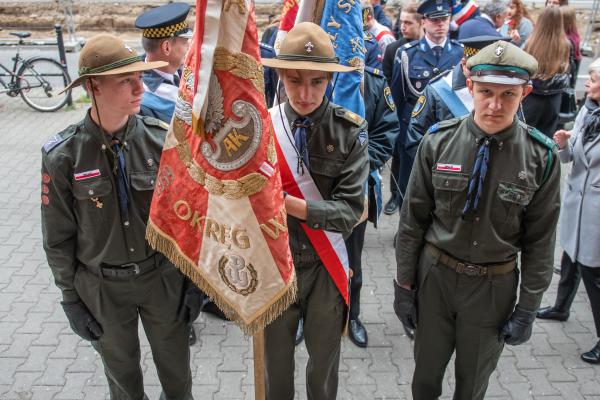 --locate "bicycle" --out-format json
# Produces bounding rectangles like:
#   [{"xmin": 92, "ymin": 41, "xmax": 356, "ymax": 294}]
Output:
[{"xmin": 0, "ymin": 31, "xmax": 72, "ymax": 112}]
